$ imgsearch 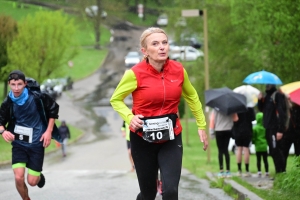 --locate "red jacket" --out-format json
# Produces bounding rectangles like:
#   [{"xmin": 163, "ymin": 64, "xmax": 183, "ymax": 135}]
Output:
[{"xmin": 131, "ymin": 59, "xmax": 184, "ymax": 136}]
